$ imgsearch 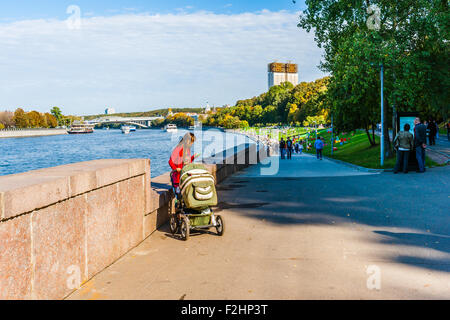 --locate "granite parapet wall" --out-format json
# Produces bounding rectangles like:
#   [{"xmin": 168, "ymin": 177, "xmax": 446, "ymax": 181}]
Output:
[{"xmin": 0, "ymin": 143, "xmax": 268, "ymax": 299}]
